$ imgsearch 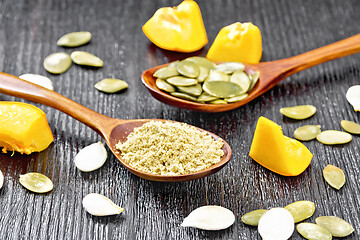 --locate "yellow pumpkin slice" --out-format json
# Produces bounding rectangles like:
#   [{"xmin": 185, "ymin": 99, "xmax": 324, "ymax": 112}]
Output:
[
  {"xmin": 0, "ymin": 102, "xmax": 53, "ymax": 154},
  {"xmin": 249, "ymin": 116, "xmax": 312, "ymax": 176}
]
